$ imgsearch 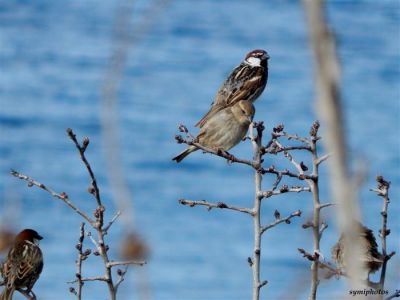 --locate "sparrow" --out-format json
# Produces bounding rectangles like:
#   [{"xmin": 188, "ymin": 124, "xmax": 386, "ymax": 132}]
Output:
[
  {"xmin": 1, "ymin": 229, "xmax": 44, "ymax": 300},
  {"xmin": 195, "ymin": 49, "xmax": 269, "ymax": 128},
  {"xmin": 331, "ymin": 222, "xmax": 383, "ymax": 277},
  {"xmin": 173, "ymin": 100, "xmax": 255, "ymax": 163}
]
